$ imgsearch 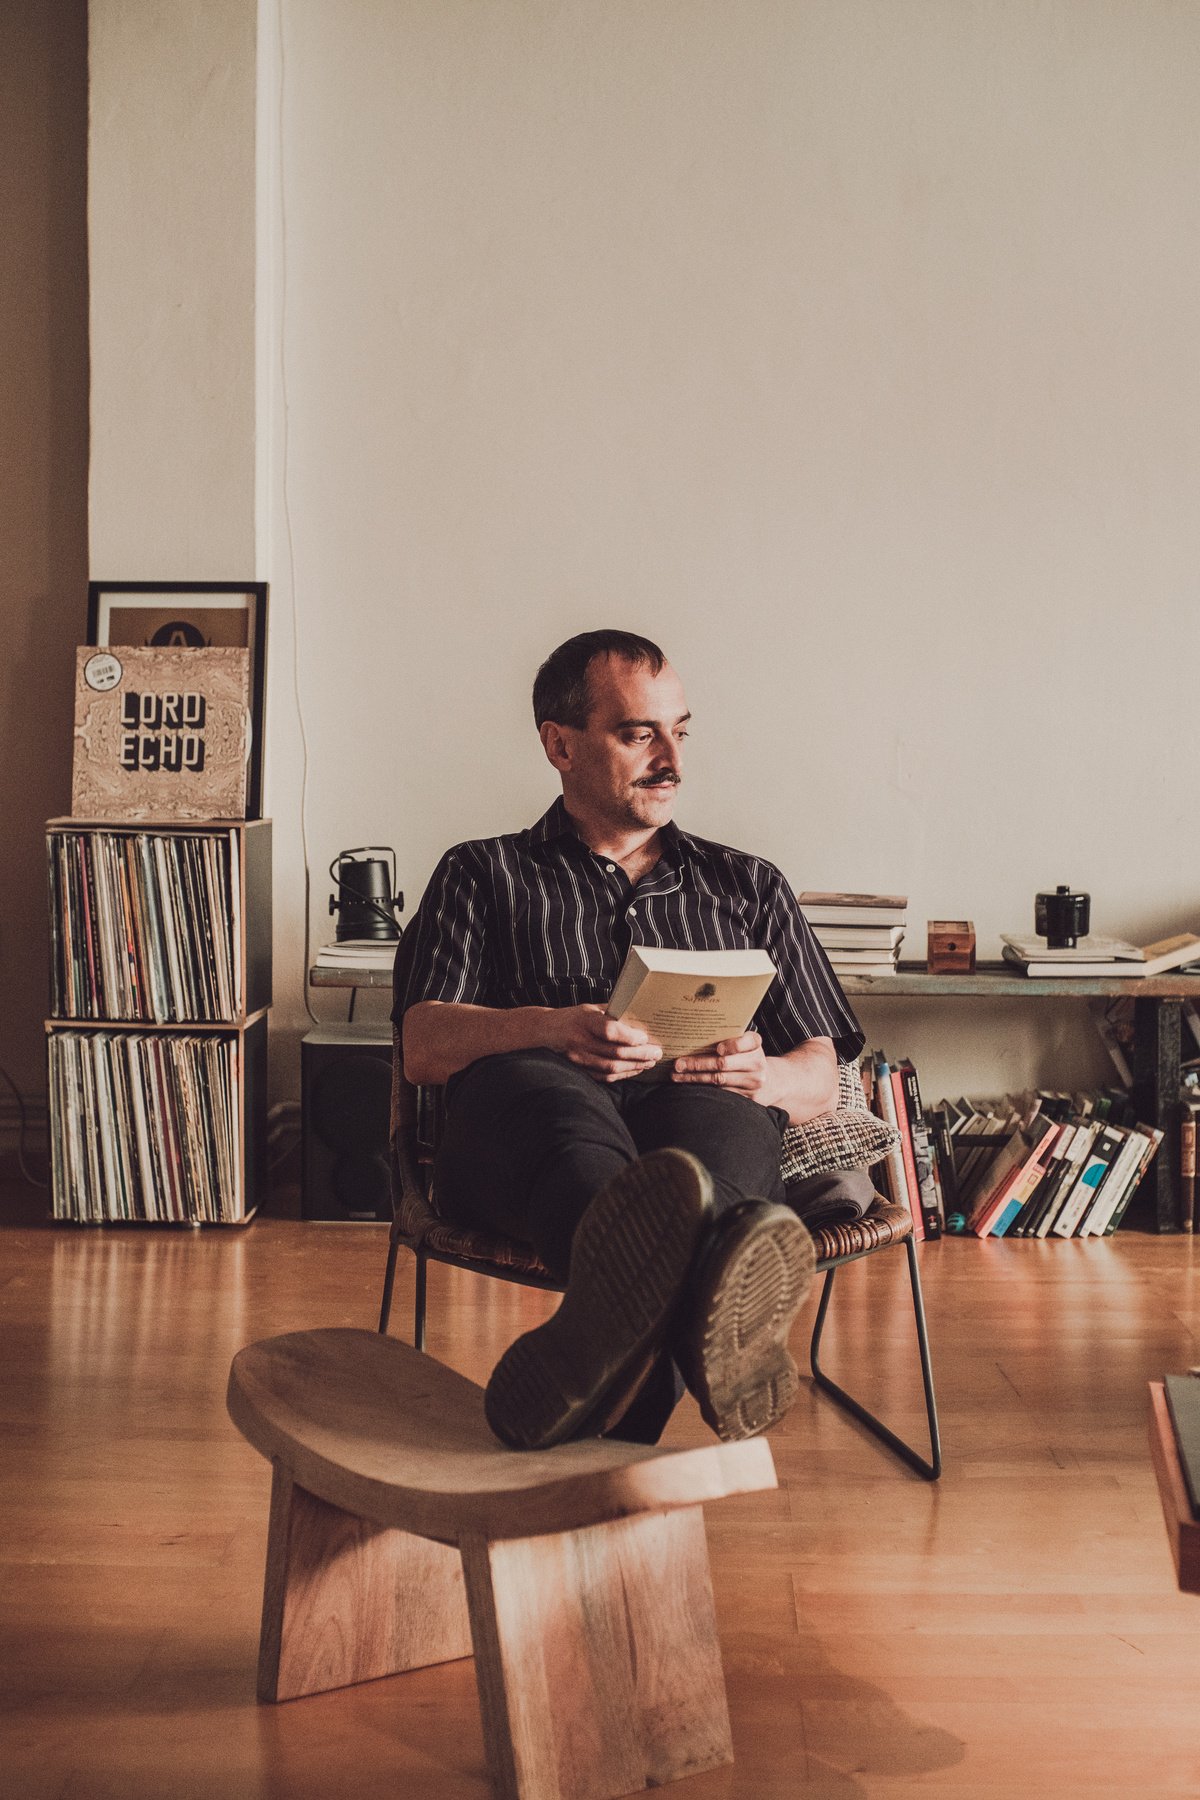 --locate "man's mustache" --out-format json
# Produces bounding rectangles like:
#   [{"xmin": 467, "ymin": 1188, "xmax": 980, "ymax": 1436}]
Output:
[{"xmin": 635, "ymin": 772, "xmax": 681, "ymax": 787}]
